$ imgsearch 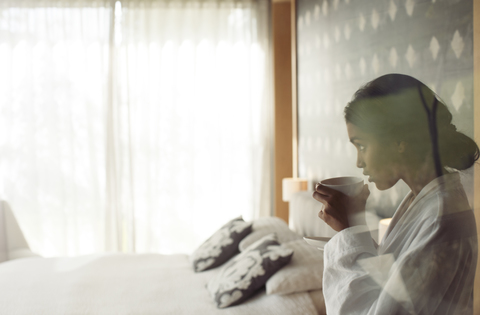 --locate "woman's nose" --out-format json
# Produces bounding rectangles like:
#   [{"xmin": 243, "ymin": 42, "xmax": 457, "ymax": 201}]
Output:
[{"xmin": 356, "ymin": 155, "xmax": 365, "ymax": 168}]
